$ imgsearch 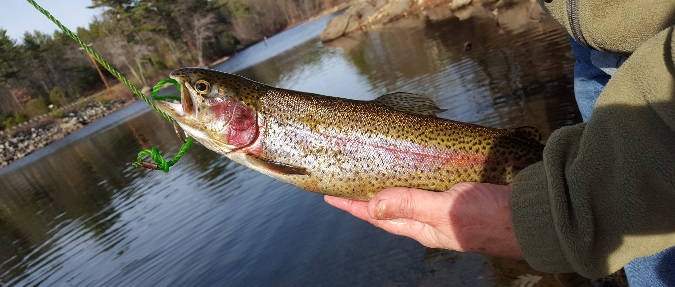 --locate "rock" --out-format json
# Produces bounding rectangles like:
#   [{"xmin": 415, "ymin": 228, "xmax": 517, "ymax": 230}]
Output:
[
  {"xmin": 425, "ymin": 5, "xmax": 455, "ymax": 21},
  {"xmin": 388, "ymin": 0, "xmax": 413, "ymax": 17},
  {"xmin": 320, "ymin": 14, "xmax": 354, "ymax": 42},
  {"xmin": 348, "ymin": 1, "xmax": 377, "ymax": 18},
  {"xmin": 0, "ymin": 98, "xmax": 132, "ymax": 169},
  {"xmin": 450, "ymin": 0, "xmax": 472, "ymax": 10},
  {"xmin": 363, "ymin": 0, "xmax": 413, "ymax": 25},
  {"xmin": 321, "ymin": 0, "xmax": 415, "ymax": 42},
  {"xmin": 464, "ymin": 41, "xmax": 472, "ymax": 51}
]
